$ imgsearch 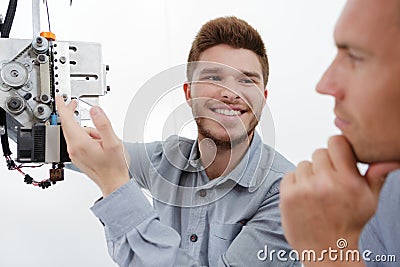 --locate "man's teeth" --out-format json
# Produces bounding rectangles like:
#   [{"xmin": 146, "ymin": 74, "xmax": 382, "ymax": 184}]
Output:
[{"xmin": 214, "ymin": 109, "xmax": 242, "ymax": 116}]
